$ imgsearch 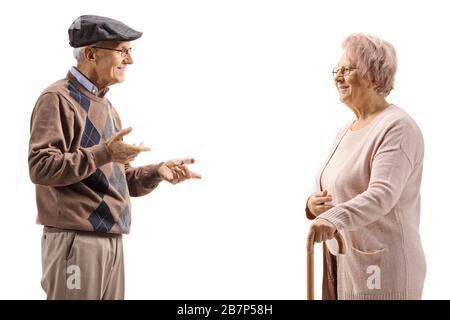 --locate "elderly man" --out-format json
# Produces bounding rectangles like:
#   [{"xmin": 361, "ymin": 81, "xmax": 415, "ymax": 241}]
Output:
[{"xmin": 28, "ymin": 15, "xmax": 201, "ymax": 300}]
